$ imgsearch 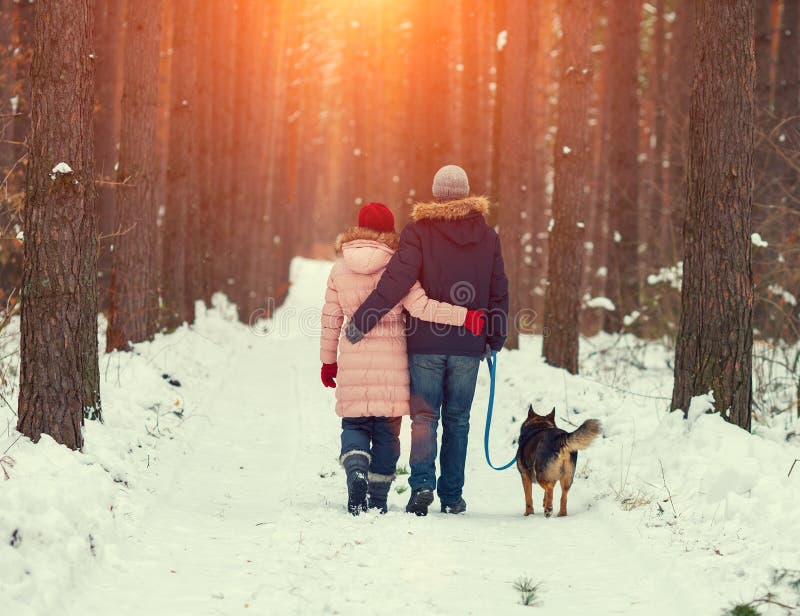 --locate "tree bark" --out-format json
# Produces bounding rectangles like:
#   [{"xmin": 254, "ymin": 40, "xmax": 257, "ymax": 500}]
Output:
[
  {"xmin": 644, "ymin": 0, "xmax": 667, "ymax": 268},
  {"xmin": 106, "ymin": 0, "xmax": 161, "ymax": 352},
  {"xmin": 602, "ymin": 0, "xmax": 641, "ymax": 333},
  {"xmin": 195, "ymin": 0, "xmax": 214, "ymax": 304},
  {"xmin": 495, "ymin": 0, "xmax": 533, "ymax": 350},
  {"xmin": 210, "ymin": 0, "xmax": 237, "ymax": 297},
  {"xmin": 93, "ymin": 0, "xmax": 124, "ymax": 308},
  {"xmin": 17, "ymin": 0, "xmax": 100, "ymax": 449},
  {"xmin": 162, "ymin": 0, "xmax": 198, "ymax": 330},
  {"xmin": 775, "ymin": 0, "xmax": 800, "ymax": 119},
  {"xmin": 664, "ymin": 0, "xmax": 694, "ymax": 261},
  {"xmin": 671, "ymin": 0, "xmax": 755, "ymax": 431},
  {"xmin": 542, "ymin": 0, "xmax": 595, "ymax": 374}
]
